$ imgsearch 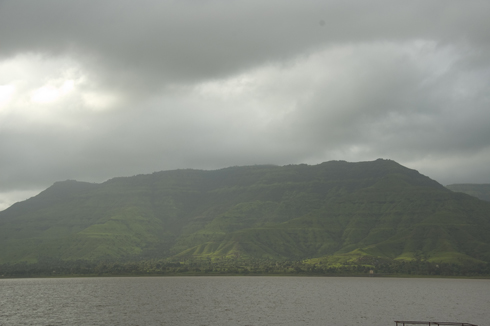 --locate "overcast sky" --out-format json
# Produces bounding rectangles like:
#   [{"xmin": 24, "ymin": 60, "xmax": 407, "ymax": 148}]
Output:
[{"xmin": 1, "ymin": 0, "xmax": 490, "ymax": 210}]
